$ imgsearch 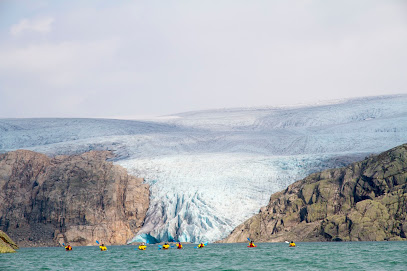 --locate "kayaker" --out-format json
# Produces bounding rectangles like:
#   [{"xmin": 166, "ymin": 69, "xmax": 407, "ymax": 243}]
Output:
[
  {"xmin": 162, "ymin": 242, "xmax": 170, "ymax": 249},
  {"xmin": 289, "ymin": 241, "xmax": 296, "ymax": 247},
  {"xmin": 248, "ymin": 240, "xmax": 256, "ymax": 247},
  {"xmin": 99, "ymin": 243, "xmax": 108, "ymax": 251},
  {"xmin": 138, "ymin": 242, "xmax": 147, "ymax": 250},
  {"xmin": 65, "ymin": 244, "xmax": 72, "ymax": 251},
  {"xmin": 198, "ymin": 242, "xmax": 205, "ymax": 248},
  {"xmin": 176, "ymin": 242, "xmax": 183, "ymax": 249}
]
